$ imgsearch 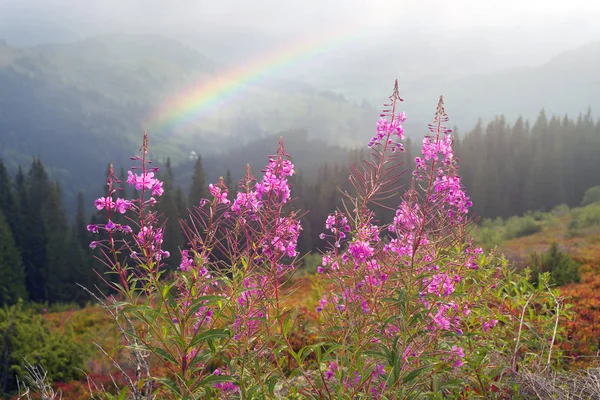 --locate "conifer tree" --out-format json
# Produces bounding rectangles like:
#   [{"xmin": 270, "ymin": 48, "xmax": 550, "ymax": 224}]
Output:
[
  {"xmin": 157, "ymin": 157, "xmax": 184, "ymax": 270},
  {"xmin": 507, "ymin": 116, "xmax": 531, "ymax": 216},
  {"xmin": 21, "ymin": 159, "xmax": 50, "ymax": 302},
  {"xmin": 0, "ymin": 210, "xmax": 27, "ymax": 305},
  {"xmin": 188, "ymin": 156, "xmax": 208, "ymax": 207},
  {"xmin": 0, "ymin": 161, "xmax": 18, "ymax": 235},
  {"xmin": 225, "ymin": 168, "xmax": 235, "ymax": 195},
  {"xmin": 68, "ymin": 191, "xmax": 94, "ymax": 304},
  {"xmin": 43, "ymin": 181, "xmax": 73, "ymax": 303},
  {"xmin": 524, "ymin": 110, "xmax": 550, "ymax": 211},
  {"xmin": 175, "ymin": 186, "xmax": 187, "ymax": 220}
]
